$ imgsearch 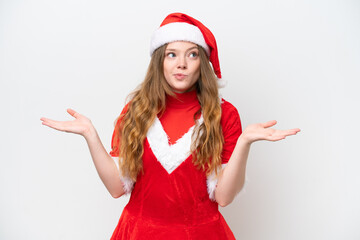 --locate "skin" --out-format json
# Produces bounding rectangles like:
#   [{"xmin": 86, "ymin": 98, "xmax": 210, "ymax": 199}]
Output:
[
  {"xmin": 40, "ymin": 40, "xmax": 301, "ymax": 203},
  {"xmin": 163, "ymin": 41, "xmax": 200, "ymax": 93},
  {"xmin": 215, "ymin": 120, "xmax": 300, "ymax": 206}
]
